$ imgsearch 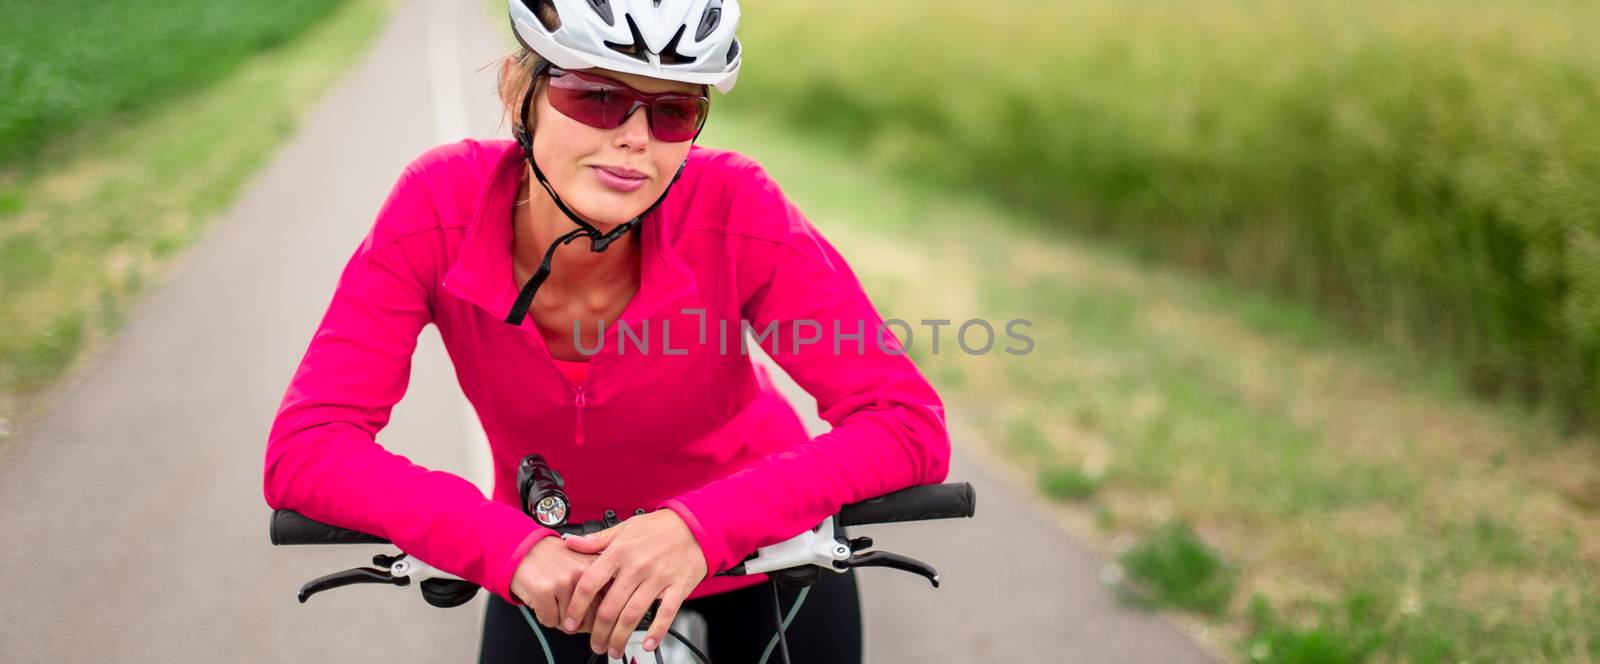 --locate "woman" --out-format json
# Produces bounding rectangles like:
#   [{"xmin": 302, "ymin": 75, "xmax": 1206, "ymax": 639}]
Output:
[{"xmin": 262, "ymin": 1, "xmax": 950, "ymax": 661}]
